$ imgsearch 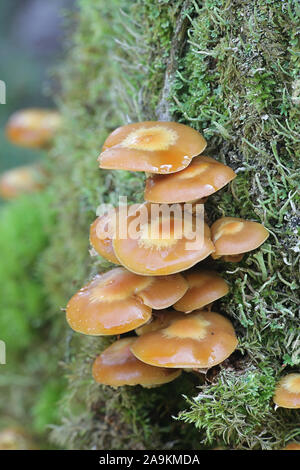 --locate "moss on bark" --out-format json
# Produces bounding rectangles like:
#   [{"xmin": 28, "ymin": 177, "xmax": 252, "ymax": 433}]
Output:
[{"xmin": 43, "ymin": 0, "xmax": 299, "ymax": 449}]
